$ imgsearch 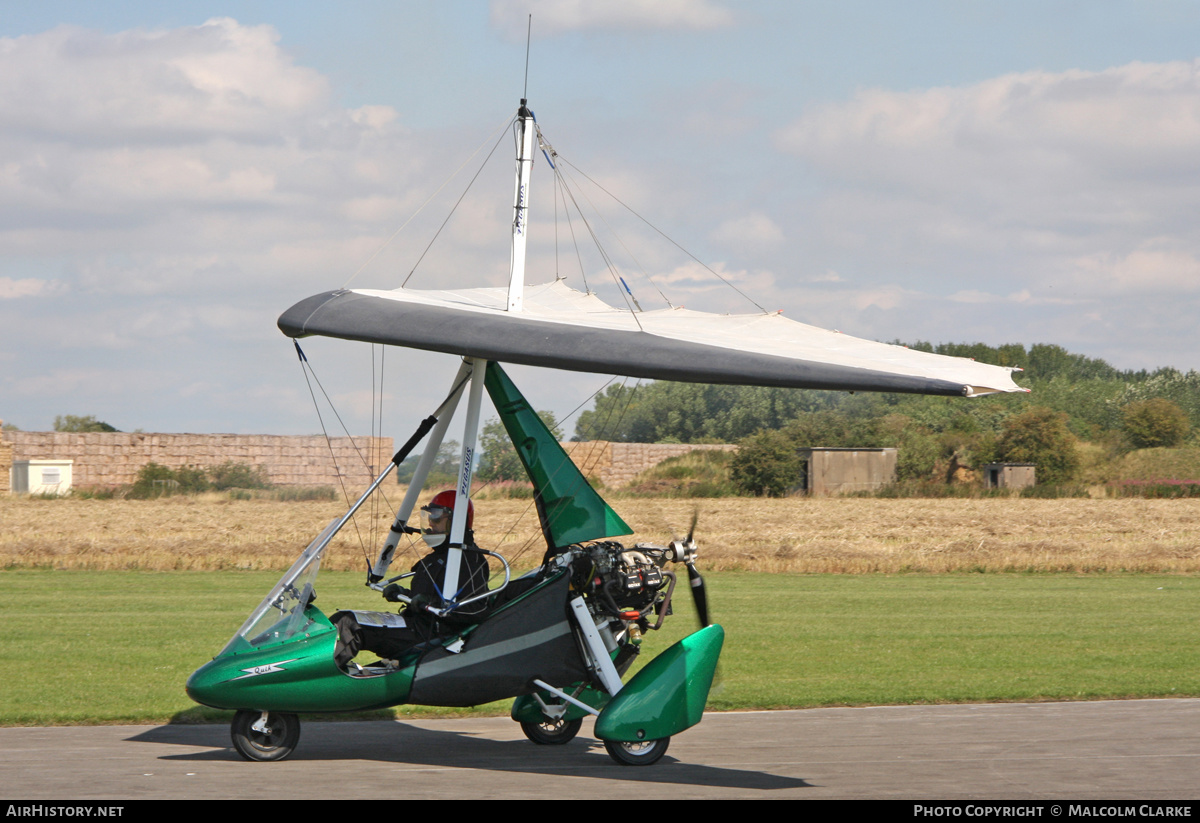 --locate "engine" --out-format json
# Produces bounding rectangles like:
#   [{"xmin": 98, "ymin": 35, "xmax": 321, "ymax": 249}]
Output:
[
  {"xmin": 566, "ymin": 541, "xmax": 675, "ymax": 625},
  {"xmin": 545, "ymin": 535, "xmax": 705, "ymax": 681}
]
